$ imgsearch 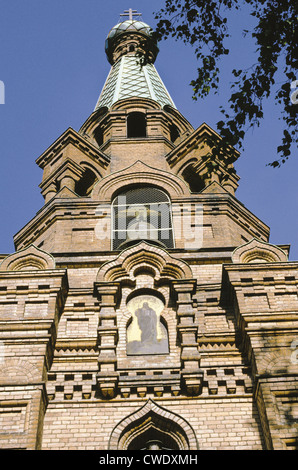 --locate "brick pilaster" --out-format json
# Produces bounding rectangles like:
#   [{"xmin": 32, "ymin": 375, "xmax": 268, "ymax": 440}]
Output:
[
  {"xmin": 94, "ymin": 282, "xmax": 120, "ymax": 399},
  {"xmin": 171, "ymin": 279, "xmax": 203, "ymax": 395}
]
